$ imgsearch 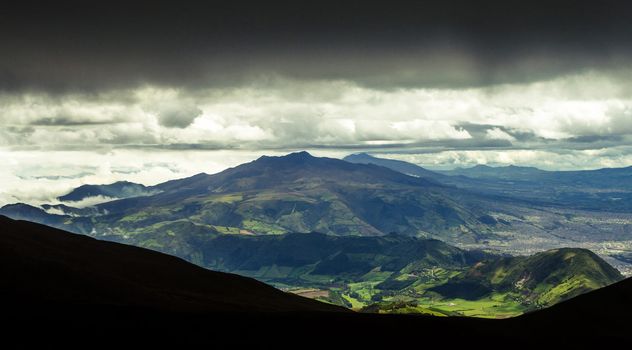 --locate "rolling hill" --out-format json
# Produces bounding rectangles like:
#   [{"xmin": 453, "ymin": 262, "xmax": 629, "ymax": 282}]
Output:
[
  {"xmin": 429, "ymin": 248, "xmax": 622, "ymax": 306},
  {"xmin": 1, "ymin": 214, "xmax": 630, "ymax": 346},
  {"xmin": 102, "ymin": 225, "xmax": 622, "ymax": 317}
]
